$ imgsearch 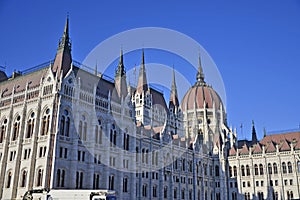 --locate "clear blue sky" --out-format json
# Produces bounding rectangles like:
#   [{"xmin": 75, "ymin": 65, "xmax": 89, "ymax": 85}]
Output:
[{"xmin": 0, "ymin": 0, "xmax": 299, "ymax": 140}]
